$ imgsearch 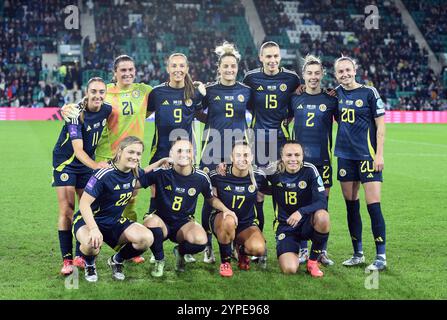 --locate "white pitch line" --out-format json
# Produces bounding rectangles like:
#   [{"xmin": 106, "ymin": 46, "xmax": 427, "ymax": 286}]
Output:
[{"xmin": 387, "ymin": 138, "xmax": 447, "ymax": 149}]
